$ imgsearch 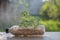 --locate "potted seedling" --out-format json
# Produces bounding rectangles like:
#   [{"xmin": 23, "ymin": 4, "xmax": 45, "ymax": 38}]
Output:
[{"xmin": 9, "ymin": 11, "xmax": 45, "ymax": 37}]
